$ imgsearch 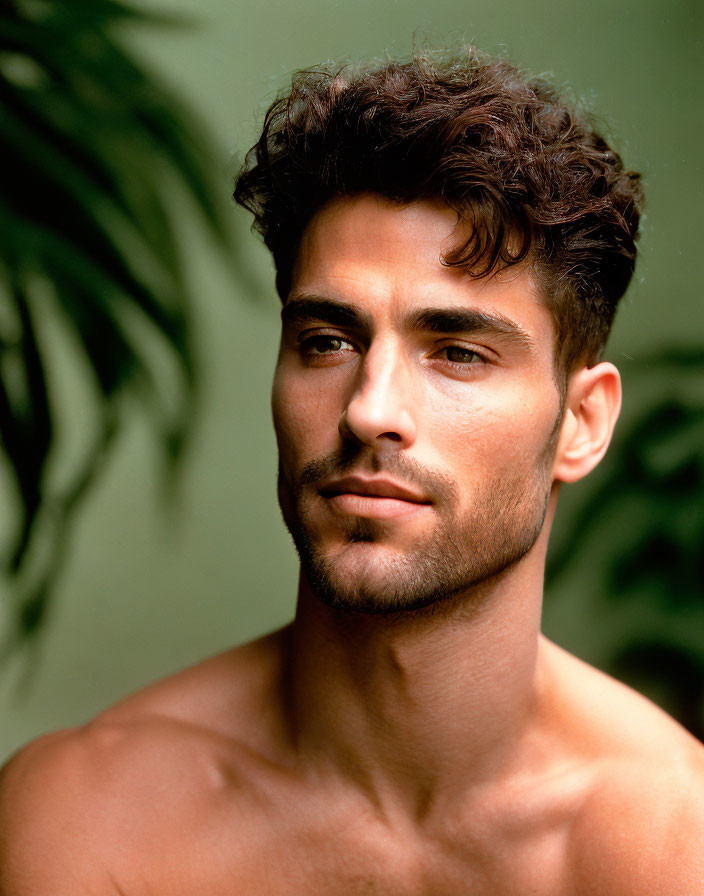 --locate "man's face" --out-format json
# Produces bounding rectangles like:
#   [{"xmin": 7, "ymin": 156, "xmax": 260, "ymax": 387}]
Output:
[{"xmin": 272, "ymin": 195, "xmax": 564, "ymax": 614}]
